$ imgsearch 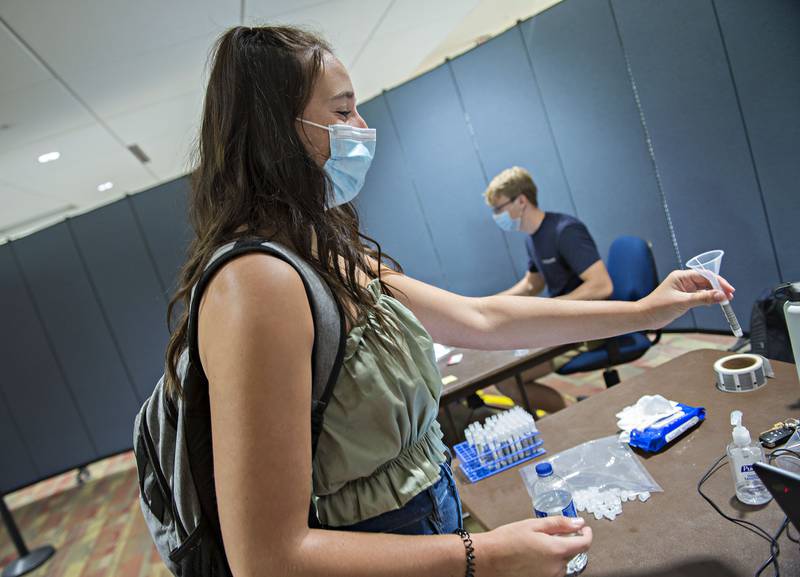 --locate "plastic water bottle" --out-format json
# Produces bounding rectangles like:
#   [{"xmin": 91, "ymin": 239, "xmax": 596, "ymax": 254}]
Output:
[{"xmin": 532, "ymin": 462, "xmax": 588, "ymax": 575}]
